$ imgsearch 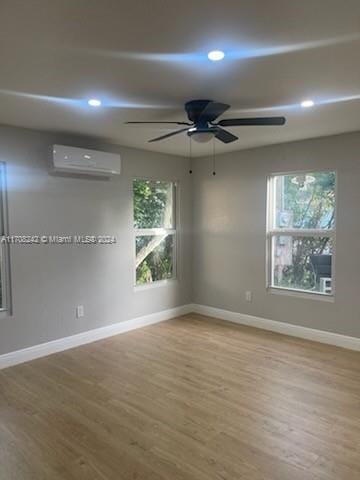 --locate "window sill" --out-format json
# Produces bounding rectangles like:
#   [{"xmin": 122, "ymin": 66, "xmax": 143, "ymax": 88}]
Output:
[
  {"xmin": 134, "ymin": 278, "xmax": 178, "ymax": 291},
  {"xmin": 268, "ymin": 286, "xmax": 334, "ymax": 302}
]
